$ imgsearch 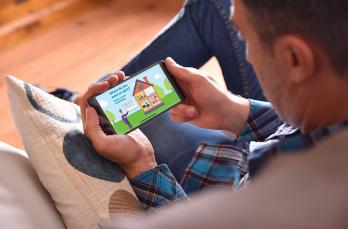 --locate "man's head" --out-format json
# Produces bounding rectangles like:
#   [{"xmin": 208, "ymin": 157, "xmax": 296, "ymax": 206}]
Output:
[{"xmin": 233, "ymin": 0, "xmax": 348, "ymax": 131}]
